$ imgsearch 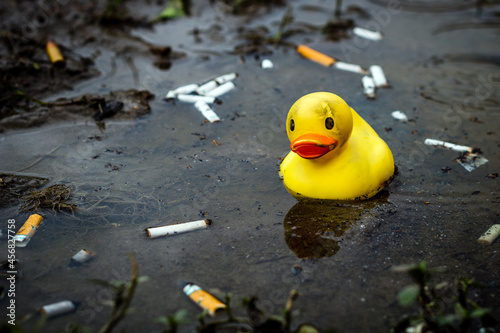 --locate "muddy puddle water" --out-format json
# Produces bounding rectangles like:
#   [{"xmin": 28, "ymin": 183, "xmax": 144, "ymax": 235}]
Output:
[{"xmin": 1, "ymin": 0, "xmax": 499, "ymax": 332}]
